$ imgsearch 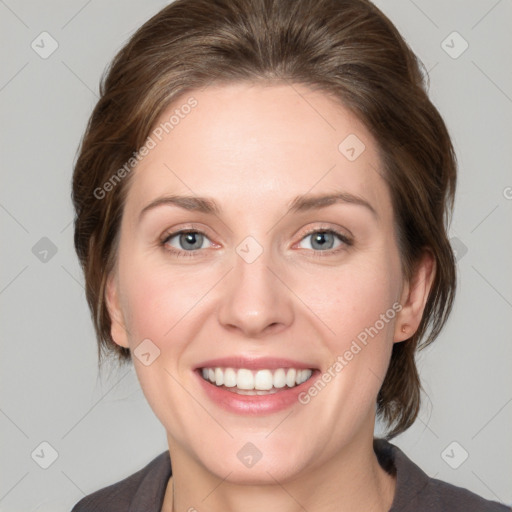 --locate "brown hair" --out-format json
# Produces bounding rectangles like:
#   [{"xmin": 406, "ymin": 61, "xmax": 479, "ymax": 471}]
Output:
[{"xmin": 72, "ymin": 0, "xmax": 457, "ymax": 439}]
